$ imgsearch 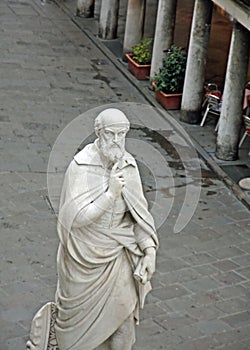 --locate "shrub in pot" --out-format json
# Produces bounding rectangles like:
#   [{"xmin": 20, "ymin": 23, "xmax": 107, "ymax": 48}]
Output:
[
  {"xmin": 126, "ymin": 38, "xmax": 153, "ymax": 80},
  {"xmin": 153, "ymin": 45, "xmax": 187, "ymax": 110}
]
